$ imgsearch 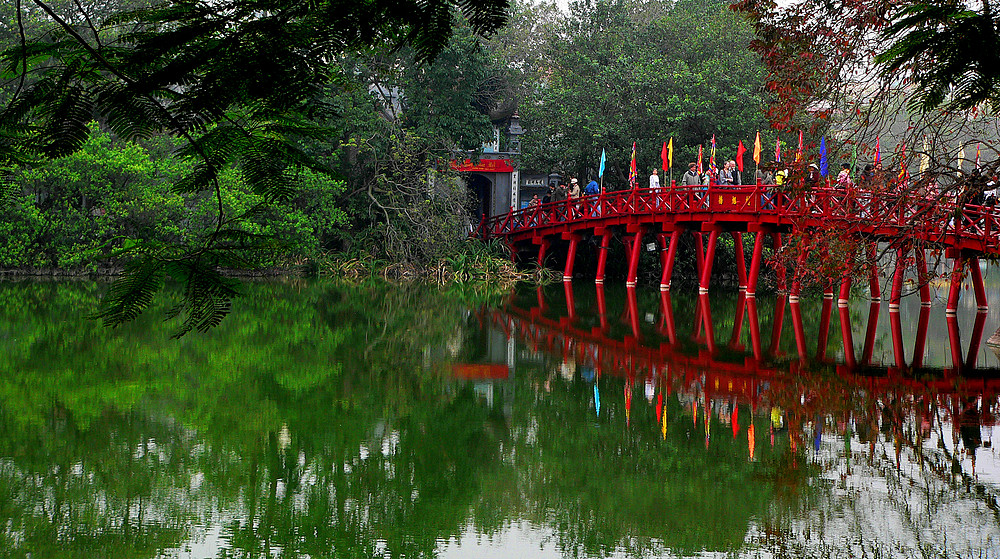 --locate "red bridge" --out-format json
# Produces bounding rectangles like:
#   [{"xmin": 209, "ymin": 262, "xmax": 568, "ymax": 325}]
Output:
[{"xmin": 476, "ymin": 184, "xmax": 998, "ymax": 312}]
